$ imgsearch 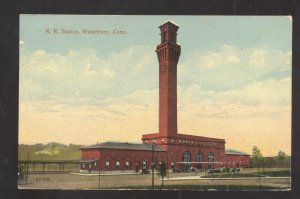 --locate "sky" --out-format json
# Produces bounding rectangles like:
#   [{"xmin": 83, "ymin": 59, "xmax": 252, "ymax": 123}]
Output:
[{"xmin": 19, "ymin": 15, "xmax": 292, "ymax": 156}]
